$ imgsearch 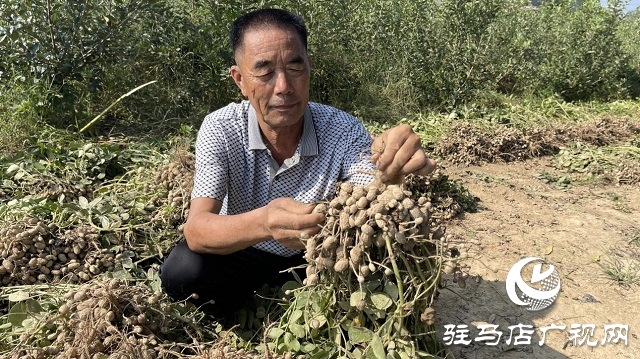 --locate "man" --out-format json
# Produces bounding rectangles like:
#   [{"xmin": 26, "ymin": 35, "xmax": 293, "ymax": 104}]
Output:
[{"xmin": 160, "ymin": 8, "xmax": 436, "ymax": 317}]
